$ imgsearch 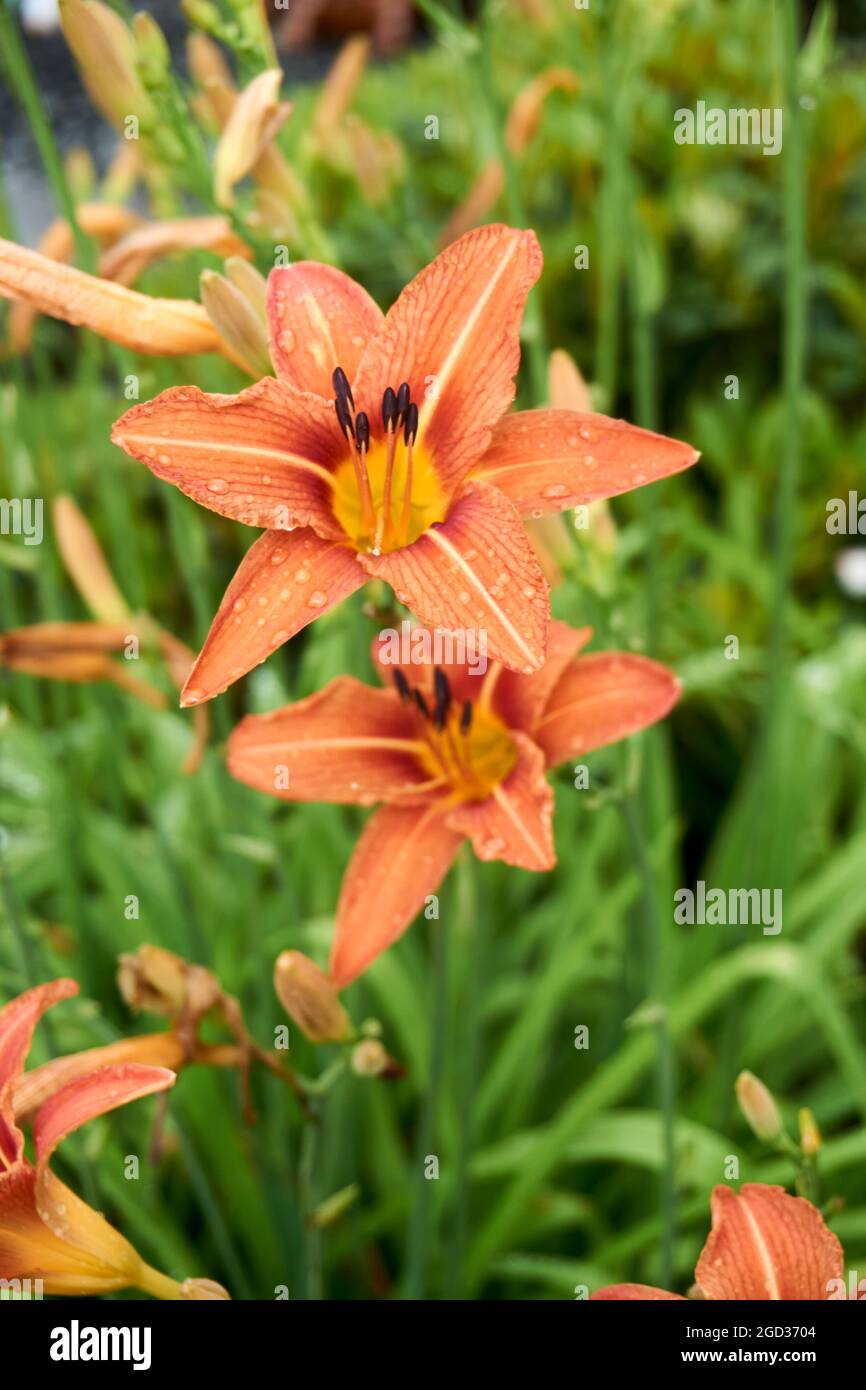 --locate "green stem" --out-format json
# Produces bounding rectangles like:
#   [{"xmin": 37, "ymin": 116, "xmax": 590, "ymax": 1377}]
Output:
[
  {"xmin": 403, "ymin": 912, "xmax": 450, "ymax": 1298},
  {"xmin": 446, "ymin": 855, "xmax": 485, "ymax": 1298}
]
